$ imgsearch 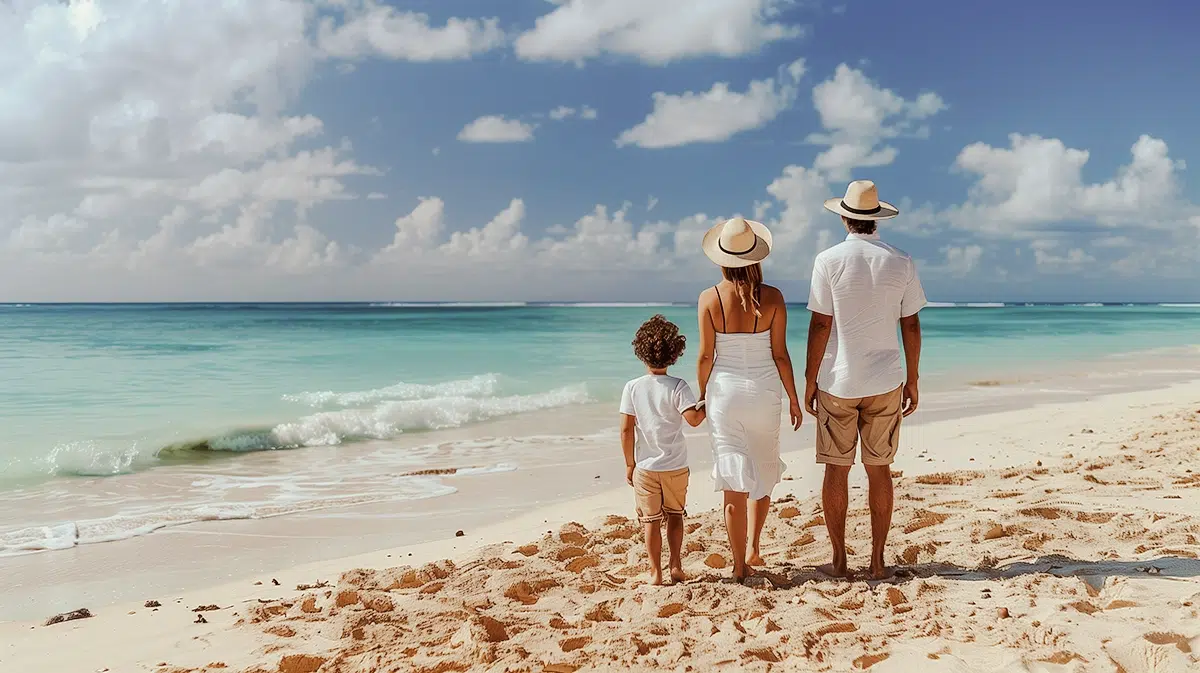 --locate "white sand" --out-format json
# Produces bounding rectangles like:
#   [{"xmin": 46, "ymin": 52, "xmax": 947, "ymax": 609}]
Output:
[{"xmin": 2, "ymin": 381, "xmax": 1199, "ymax": 672}]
